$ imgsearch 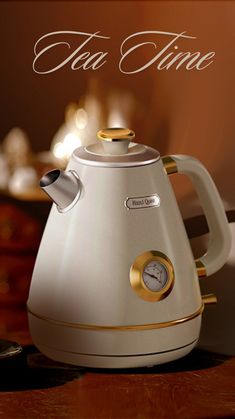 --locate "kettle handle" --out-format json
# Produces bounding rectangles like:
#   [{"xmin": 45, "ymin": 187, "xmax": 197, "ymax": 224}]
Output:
[{"xmin": 162, "ymin": 155, "xmax": 231, "ymax": 277}]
